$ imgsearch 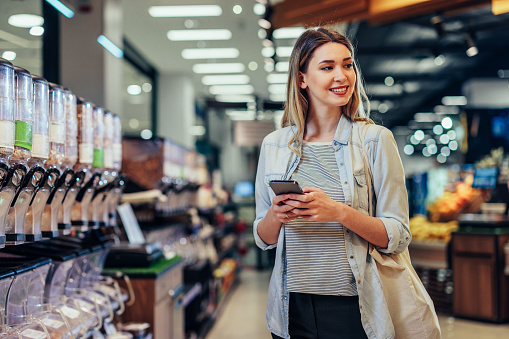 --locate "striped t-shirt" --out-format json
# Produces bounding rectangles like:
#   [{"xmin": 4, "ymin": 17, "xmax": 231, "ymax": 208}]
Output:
[{"xmin": 286, "ymin": 142, "xmax": 357, "ymax": 296}]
